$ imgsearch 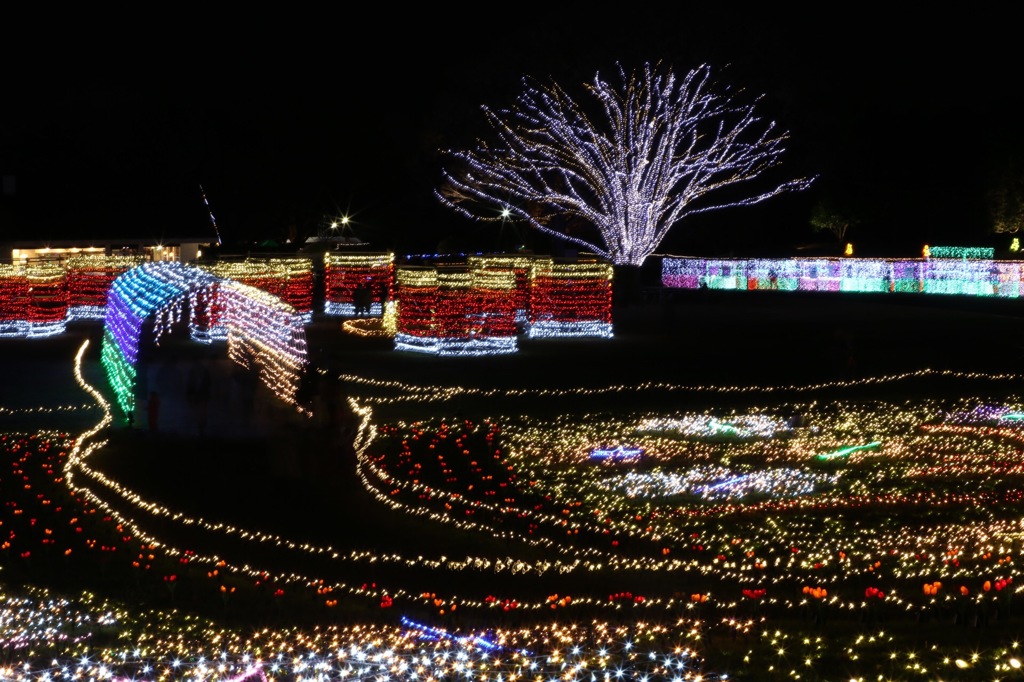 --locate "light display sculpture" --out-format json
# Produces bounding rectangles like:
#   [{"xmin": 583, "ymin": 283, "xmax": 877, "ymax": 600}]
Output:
[
  {"xmin": 467, "ymin": 254, "xmax": 549, "ymax": 322},
  {"xmin": 527, "ymin": 261, "xmax": 613, "ymax": 338},
  {"xmin": 66, "ymin": 254, "xmax": 147, "ymax": 321},
  {"xmin": 437, "ymin": 62, "xmax": 811, "ymax": 266},
  {"xmin": 0, "ymin": 261, "xmax": 67, "ymax": 338},
  {"xmin": 323, "ymin": 252, "xmax": 394, "ymax": 317},
  {"xmin": 0, "ymin": 263, "xmax": 29, "ymax": 337},
  {"xmin": 191, "ymin": 257, "xmax": 315, "ymax": 341},
  {"xmin": 218, "ymin": 281, "xmax": 309, "ymax": 408},
  {"xmin": 662, "ymin": 256, "xmax": 1020, "ymax": 298},
  {"xmin": 256, "ymin": 257, "xmax": 314, "ymax": 321},
  {"xmin": 393, "ymin": 266, "xmax": 518, "ymax": 356},
  {"xmin": 102, "ymin": 262, "xmax": 308, "ymax": 421}
]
